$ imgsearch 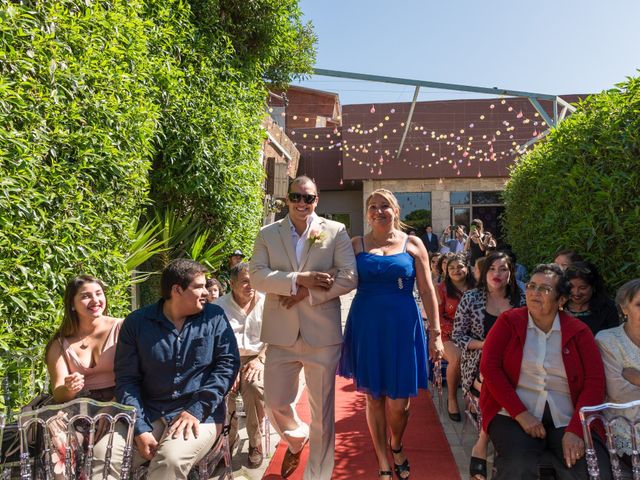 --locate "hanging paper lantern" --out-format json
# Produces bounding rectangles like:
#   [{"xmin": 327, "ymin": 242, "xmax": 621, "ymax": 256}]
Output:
[
  {"xmin": 370, "ymin": 105, "xmax": 376, "ymax": 114},
  {"xmin": 489, "ymin": 104, "xmax": 495, "ymax": 109},
  {"xmin": 477, "ymin": 171, "xmax": 482, "ymax": 178},
  {"xmin": 379, "ymin": 155, "xmax": 384, "ymax": 164},
  {"xmin": 339, "ymin": 179, "xmax": 344, "ymax": 185},
  {"xmin": 390, "ymin": 108, "xmax": 396, "ymax": 113},
  {"xmin": 377, "ymin": 168, "xmax": 382, "ymax": 175},
  {"xmin": 517, "ymin": 110, "xmax": 523, "ymax": 119},
  {"xmin": 469, "ymin": 123, "xmax": 475, "ymax": 128},
  {"xmin": 480, "ymin": 115, "xmax": 485, "ymax": 120},
  {"xmin": 533, "ymin": 130, "xmax": 538, "ymax": 136}
]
